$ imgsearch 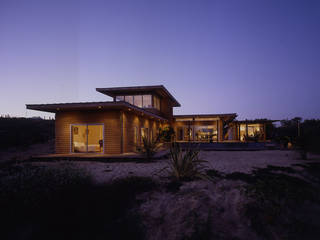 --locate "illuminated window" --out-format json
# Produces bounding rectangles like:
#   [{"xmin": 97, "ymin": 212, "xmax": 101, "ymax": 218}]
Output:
[
  {"xmin": 133, "ymin": 95, "xmax": 143, "ymax": 108},
  {"xmin": 71, "ymin": 124, "xmax": 104, "ymax": 153},
  {"xmin": 125, "ymin": 96, "xmax": 134, "ymax": 105},
  {"xmin": 142, "ymin": 95, "xmax": 152, "ymax": 108}
]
